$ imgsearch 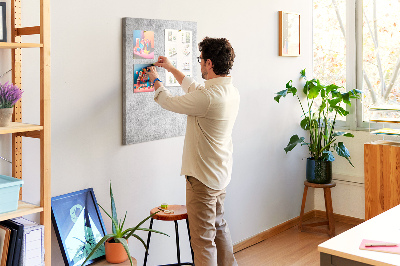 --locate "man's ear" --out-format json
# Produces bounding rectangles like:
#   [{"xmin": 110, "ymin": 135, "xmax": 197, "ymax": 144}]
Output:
[{"xmin": 206, "ymin": 59, "xmax": 213, "ymax": 69}]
